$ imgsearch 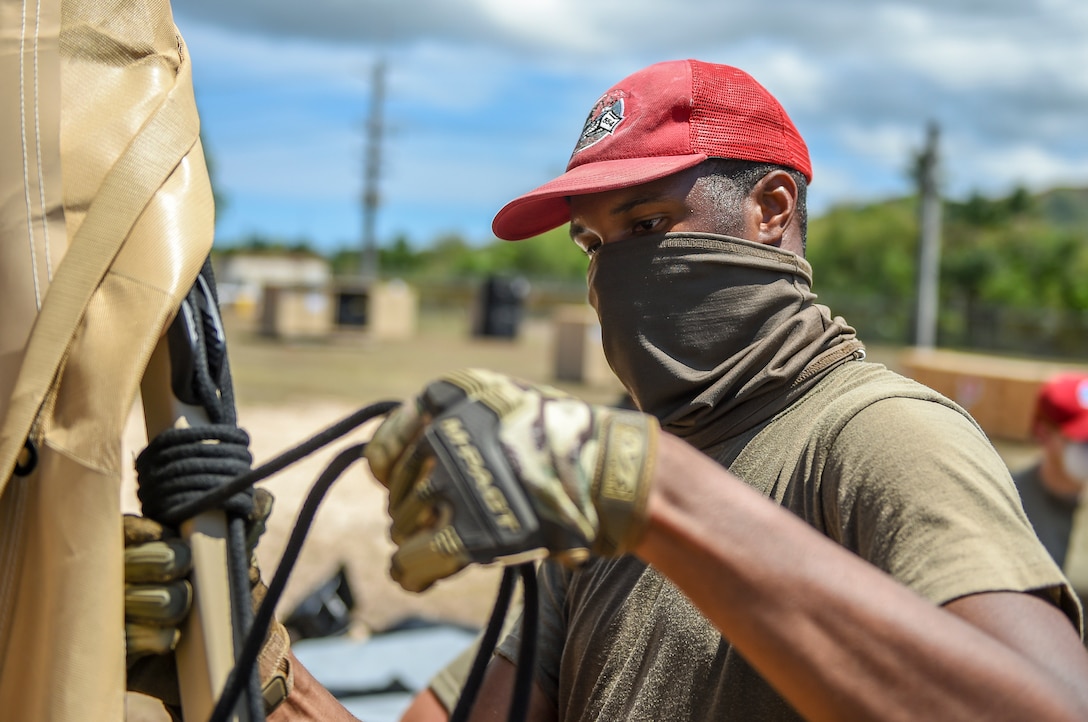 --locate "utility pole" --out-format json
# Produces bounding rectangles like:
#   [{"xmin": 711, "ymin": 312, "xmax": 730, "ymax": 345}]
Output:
[
  {"xmin": 914, "ymin": 121, "xmax": 942, "ymax": 349},
  {"xmin": 360, "ymin": 59, "xmax": 385, "ymax": 282}
]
